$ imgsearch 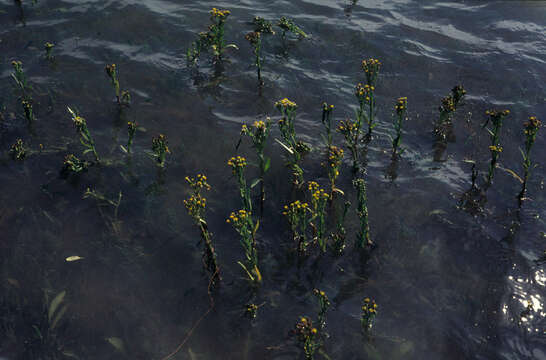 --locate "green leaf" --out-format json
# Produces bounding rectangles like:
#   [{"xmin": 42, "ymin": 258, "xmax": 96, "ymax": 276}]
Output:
[
  {"xmin": 83, "ymin": 148, "xmax": 93, "ymax": 154},
  {"xmin": 50, "ymin": 304, "xmax": 67, "ymax": 330},
  {"xmin": 250, "ymin": 178, "xmax": 262, "ymax": 189},
  {"xmin": 119, "ymin": 145, "xmax": 128, "ymax": 153},
  {"xmin": 32, "ymin": 325, "xmax": 43, "ymax": 340},
  {"xmin": 263, "ymin": 157, "xmax": 271, "ymax": 172},
  {"xmin": 48, "ymin": 290, "xmax": 66, "ymax": 323},
  {"xmin": 106, "ymin": 337, "xmax": 125, "ymax": 353}
]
